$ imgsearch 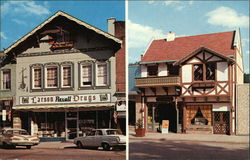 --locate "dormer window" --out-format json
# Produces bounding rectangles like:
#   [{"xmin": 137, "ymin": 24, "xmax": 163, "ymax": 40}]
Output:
[{"xmin": 147, "ymin": 65, "xmax": 158, "ymax": 77}]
